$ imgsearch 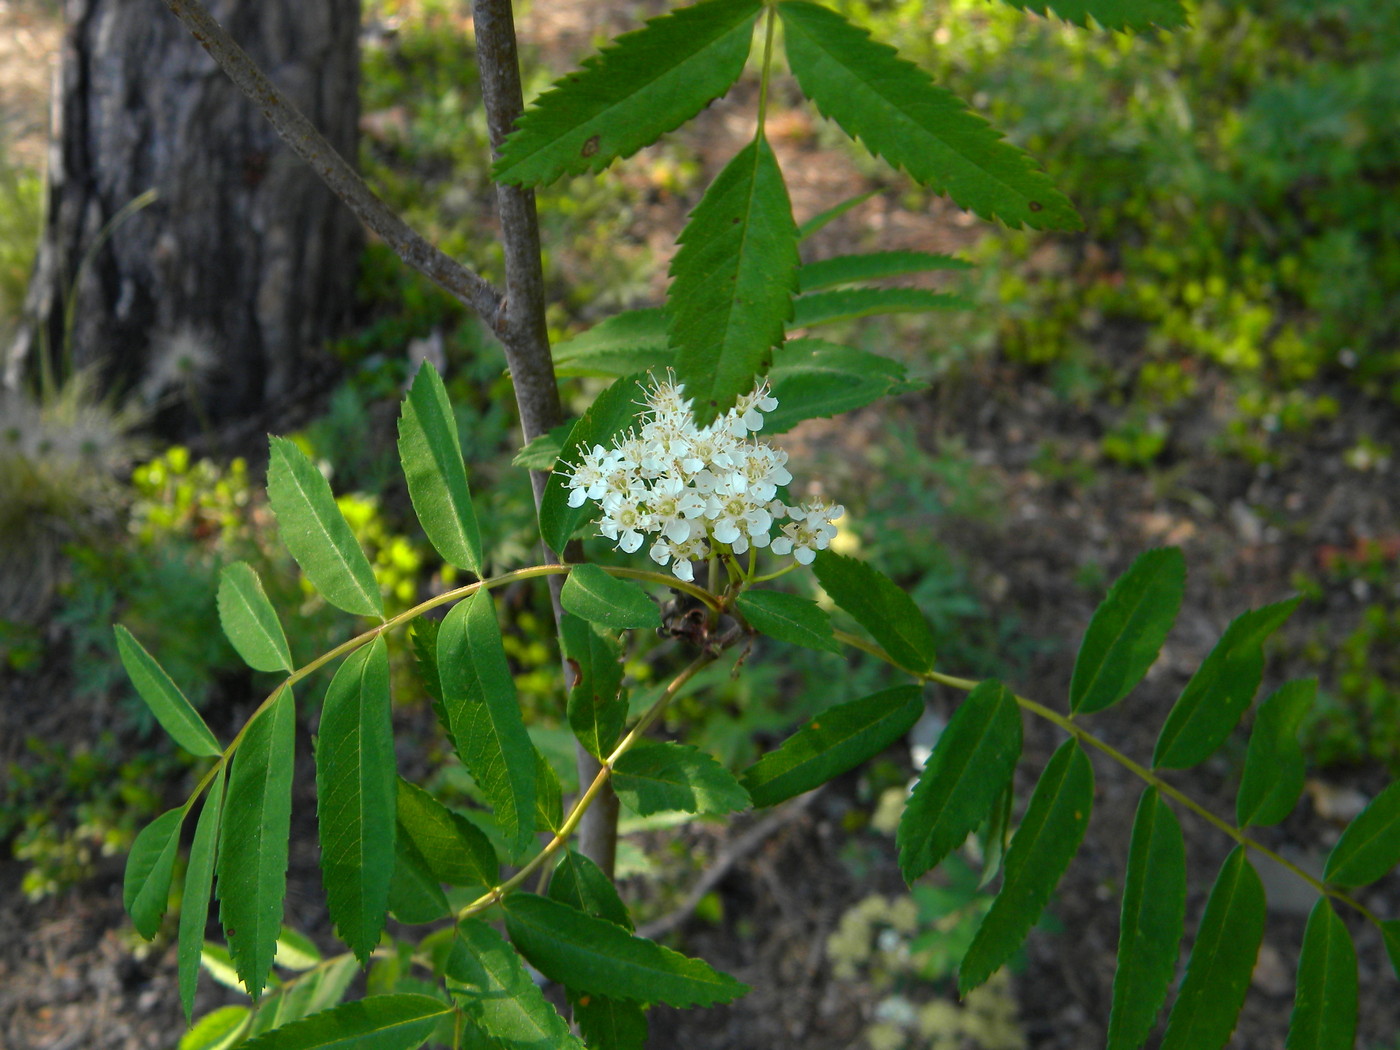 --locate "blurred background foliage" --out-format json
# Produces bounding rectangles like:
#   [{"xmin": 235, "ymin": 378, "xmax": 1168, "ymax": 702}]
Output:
[{"xmin": 0, "ymin": 0, "xmax": 1396, "ymax": 962}]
